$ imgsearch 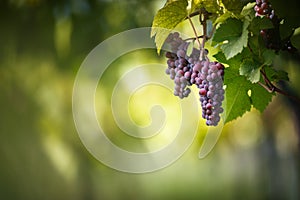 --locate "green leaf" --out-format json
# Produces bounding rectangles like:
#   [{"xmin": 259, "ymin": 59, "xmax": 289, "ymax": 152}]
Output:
[
  {"xmin": 249, "ymin": 17, "xmax": 274, "ymax": 34},
  {"xmin": 223, "ymin": 67, "xmax": 252, "ymax": 123},
  {"xmin": 216, "ymin": 51, "xmax": 276, "ymax": 123},
  {"xmin": 240, "ymin": 2, "xmax": 256, "ymax": 20},
  {"xmin": 213, "ymin": 51, "xmax": 229, "ymax": 64},
  {"xmin": 213, "ymin": 51, "xmax": 241, "ymax": 70},
  {"xmin": 151, "ymin": 0, "xmax": 188, "ymax": 53},
  {"xmin": 213, "ymin": 18, "xmax": 249, "ymax": 59},
  {"xmin": 250, "ymin": 83, "xmax": 274, "ymax": 112},
  {"xmin": 214, "ymin": 11, "xmax": 234, "ymax": 24},
  {"xmin": 247, "ymin": 35, "xmax": 261, "ymax": 56},
  {"xmin": 273, "ymin": 70, "xmax": 289, "ymax": 82},
  {"xmin": 215, "ymin": 48, "xmax": 263, "ymax": 83},
  {"xmin": 248, "ymin": 34, "xmax": 275, "ymax": 65},
  {"xmin": 262, "ymin": 49, "xmax": 276, "ymax": 65},
  {"xmin": 191, "ymin": 0, "xmax": 220, "ymax": 14},
  {"xmin": 291, "ymin": 27, "xmax": 300, "ymax": 50},
  {"xmin": 213, "ymin": 18, "xmax": 242, "ymax": 43},
  {"xmin": 223, "ymin": 66, "xmax": 275, "ymax": 123},
  {"xmin": 190, "ymin": 0, "xmax": 201, "ymax": 13},
  {"xmin": 239, "ymin": 58, "xmax": 261, "ymax": 83},
  {"xmin": 222, "ymin": 0, "xmax": 250, "ymax": 15},
  {"xmin": 264, "ymin": 66, "xmax": 289, "ymax": 82}
]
